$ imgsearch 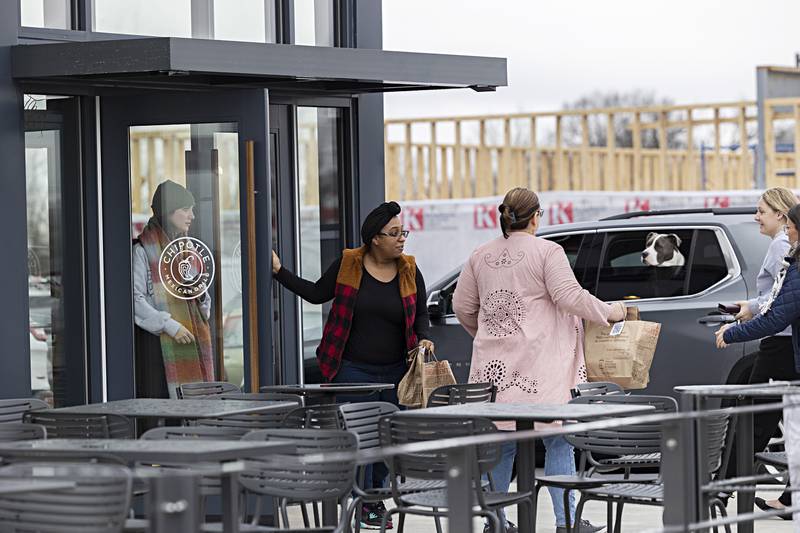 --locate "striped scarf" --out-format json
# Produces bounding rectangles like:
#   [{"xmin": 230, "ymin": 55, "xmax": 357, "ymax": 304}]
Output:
[{"xmin": 138, "ymin": 219, "xmax": 214, "ymax": 398}]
